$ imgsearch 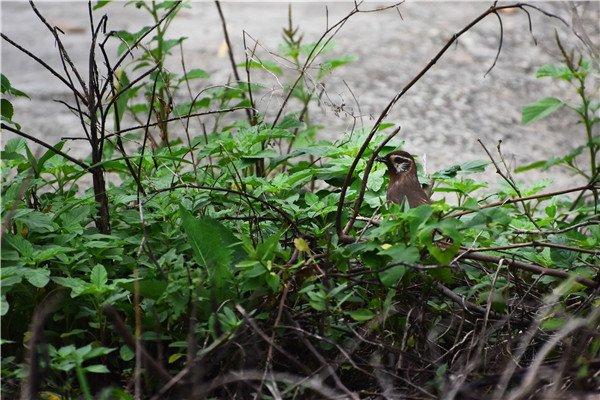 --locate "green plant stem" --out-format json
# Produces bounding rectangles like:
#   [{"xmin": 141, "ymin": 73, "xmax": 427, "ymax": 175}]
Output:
[
  {"xmin": 577, "ymin": 76, "xmax": 597, "ymax": 179},
  {"xmin": 75, "ymin": 365, "xmax": 93, "ymax": 400}
]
